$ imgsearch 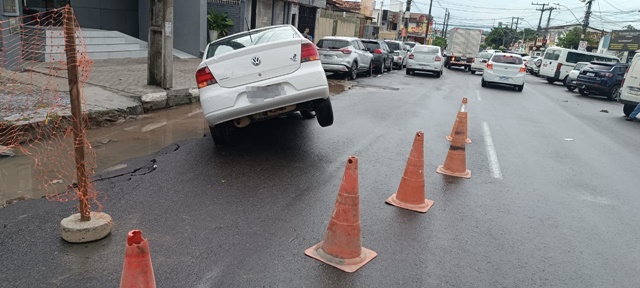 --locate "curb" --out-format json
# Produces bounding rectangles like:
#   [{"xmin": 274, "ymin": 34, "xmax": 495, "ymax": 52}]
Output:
[{"xmin": 140, "ymin": 88, "xmax": 200, "ymax": 112}]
